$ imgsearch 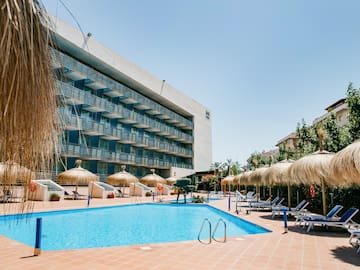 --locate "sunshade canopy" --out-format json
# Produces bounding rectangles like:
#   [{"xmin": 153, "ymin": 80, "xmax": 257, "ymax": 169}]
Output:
[
  {"xmin": 330, "ymin": 140, "xmax": 360, "ymax": 186},
  {"xmin": 57, "ymin": 160, "xmax": 98, "ymax": 186},
  {"xmin": 0, "ymin": 162, "xmax": 34, "ymax": 184},
  {"xmin": 263, "ymin": 160, "xmax": 294, "ymax": 186},
  {"xmin": 107, "ymin": 165, "xmax": 138, "ymax": 186},
  {"xmin": 166, "ymin": 176, "xmax": 177, "ymax": 185},
  {"xmin": 288, "ymin": 150, "xmax": 335, "ymax": 185},
  {"xmin": 140, "ymin": 169, "xmax": 166, "ymax": 187},
  {"xmin": 248, "ymin": 167, "xmax": 269, "ymax": 185},
  {"xmin": 221, "ymin": 175, "xmax": 234, "ymax": 185}
]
